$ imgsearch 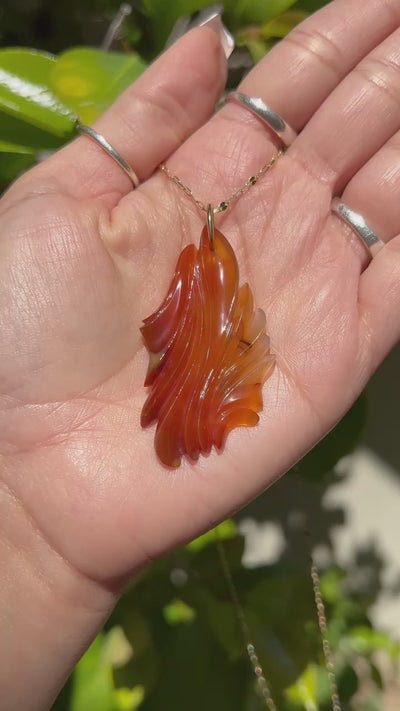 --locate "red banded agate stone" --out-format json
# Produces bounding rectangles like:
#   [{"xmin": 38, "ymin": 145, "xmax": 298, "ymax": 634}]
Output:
[{"xmin": 141, "ymin": 226, "xmax": 274, "ymax": 467}]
